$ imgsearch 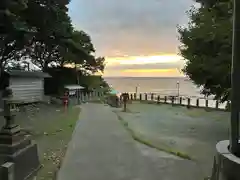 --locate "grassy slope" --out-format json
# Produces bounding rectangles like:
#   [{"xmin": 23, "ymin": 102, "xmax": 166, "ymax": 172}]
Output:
[{"xmin": 29, "ymin": 106, "xmax": 80, "ymax": 180}]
